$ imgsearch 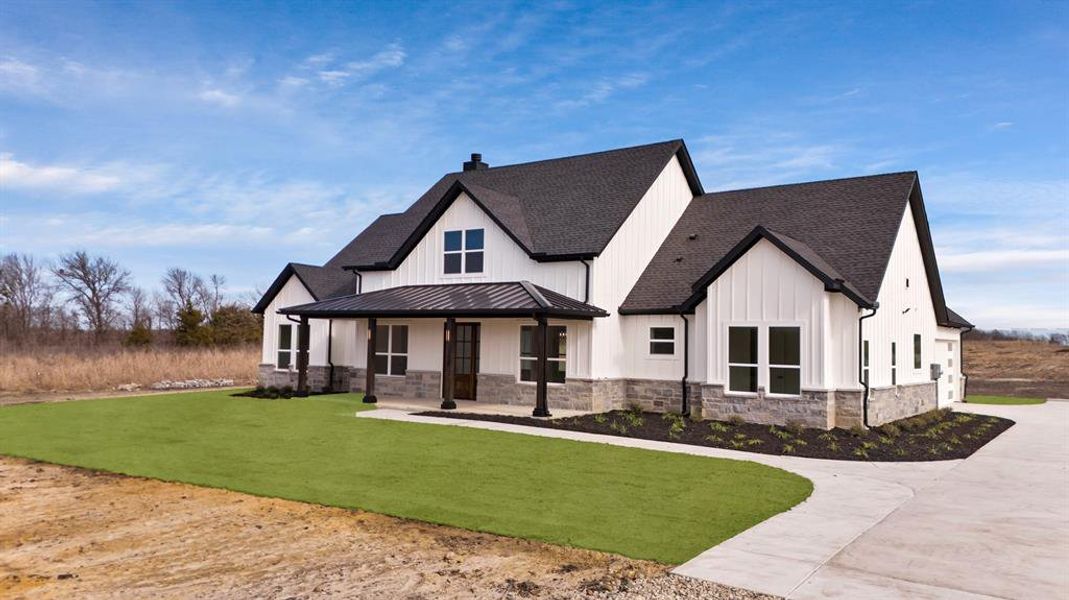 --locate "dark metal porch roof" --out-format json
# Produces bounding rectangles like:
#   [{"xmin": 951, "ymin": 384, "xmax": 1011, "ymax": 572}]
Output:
[{"xmin": 277, "ymin": 281, "xmax": 609, "ymax": 319}]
